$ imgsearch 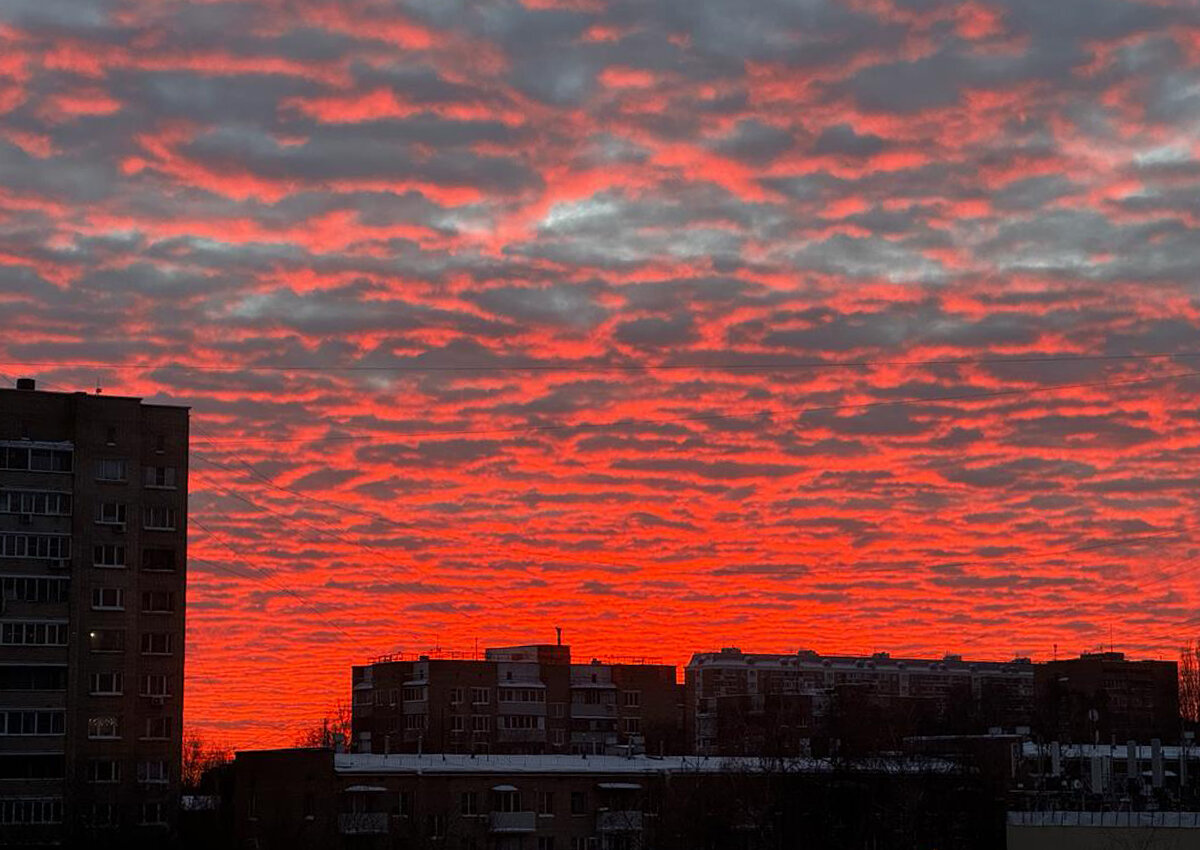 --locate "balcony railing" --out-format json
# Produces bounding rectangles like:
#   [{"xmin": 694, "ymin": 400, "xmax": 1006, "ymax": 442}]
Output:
[
  {"xmin": 597, "ymin": 811, "xmax": 644, "ymax": 832},
  {"xmin": 489, "ymin": 811, "xmax": 537, "ymax": 833},
  {"xmin": 339, "ymin": 813, "xmax": 388, "ymax": 834},
  {"xmin": 570, "ymin": 703, "xmax": 617, "ymax": 719}
]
